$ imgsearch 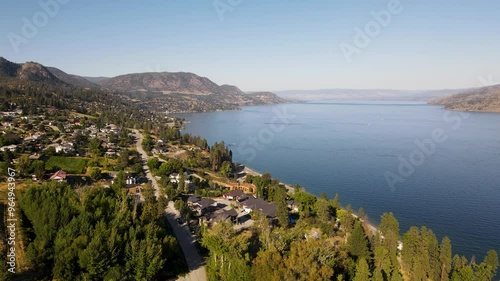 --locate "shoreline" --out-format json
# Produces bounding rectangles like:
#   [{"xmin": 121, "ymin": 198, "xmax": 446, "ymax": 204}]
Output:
[
  {"xmin": 239, "ymin": 163, "xmax": 384, "ymax": 238},
  {"xmin": 239, "ymin": 164, "xmax": 296, "ymax": 194}
]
